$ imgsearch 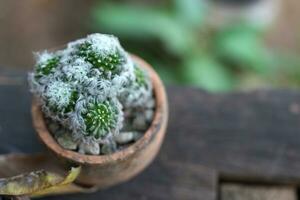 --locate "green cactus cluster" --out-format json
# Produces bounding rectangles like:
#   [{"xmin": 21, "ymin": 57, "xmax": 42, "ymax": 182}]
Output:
[
  {"xmin": 134, "ymin": 65, "xmax": 147, "ymax": 87},
  {"xmin": 29, "ymin": 33, "xmax": 154, "ymax": 155},
  {"xmin": 82, "ymin": 100, "xmax": 119, "ymax": 139},
  {"xmin": 36, "ymin": 56, "xmax": 60, "ymax": 77},
  {"xmin": 77, "ymin": 42, "xmax": 124, "ymax": 73}
]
